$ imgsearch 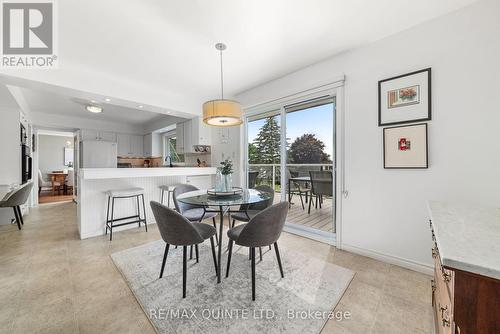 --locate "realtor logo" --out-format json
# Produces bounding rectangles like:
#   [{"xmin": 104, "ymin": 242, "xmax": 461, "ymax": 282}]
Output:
[{"xmin": 1, "ymin": 0, "xmax": 57, "ymax": 68}]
